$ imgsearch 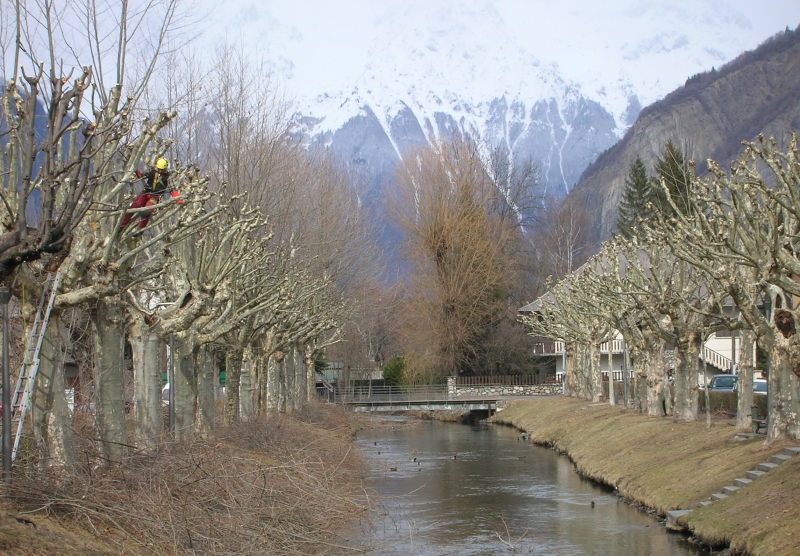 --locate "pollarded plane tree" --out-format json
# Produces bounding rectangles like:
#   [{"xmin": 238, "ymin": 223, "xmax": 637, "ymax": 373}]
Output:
[
  {"xmin": 0, "ymin": 0, "xmax": 207, "ymax": 464},
  {"xmin": 124, "ymin": 197, "xmax": 266, "ymax": 446},
  {"xmin": 617, "ymin": 234, "xmax": 726, "ymax": 422},
  {"xmin": 520, "ymin": 272, "xmax": 610, "ymax": 402},
  {"xmin": 557, "ymin": 259, "xmax": 619, "ymax": 404},
  {"xmin": 257, "ymin": 268, "xmax": 347, "ymax": 415},
  {"xmin": 164, "ymin": 209, "xmax": 284, "ymax": 440},
  {"xmin": 579, "ymin": 241, "xmax": 665, "ymax": 415},
  {"xmin": 651, "ymin": 135, "xmax": 800, "ymax": 440},
  {"xmin": 0, "ymin": 0, "xmax": 189, "ymax": 282},
  {"xmin": 52, "ymin": 164, "xmax": 219, "ymax": 460}
]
